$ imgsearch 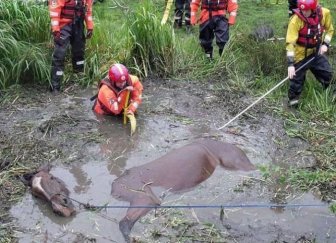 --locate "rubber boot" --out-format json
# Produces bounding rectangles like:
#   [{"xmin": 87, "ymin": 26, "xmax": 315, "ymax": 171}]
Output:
[
  {"xmin": 50, "ymin": 69, "xmax": 62, "ymax": 93},
  {"xmin": 205, "ymin": 52, "xmax": 213, "ymax": 61},
  {"xmin": 185, "ymin": 25, "xmax": 191, "ymax": 34}
]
